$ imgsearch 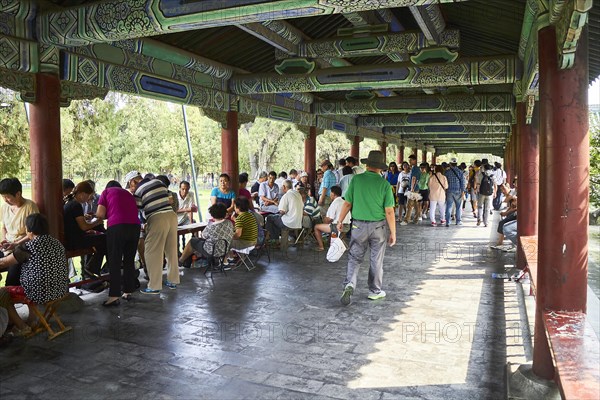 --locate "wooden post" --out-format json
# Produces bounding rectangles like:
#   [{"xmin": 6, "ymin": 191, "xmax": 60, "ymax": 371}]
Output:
[
  {"xmin": 221, "ymin": 111, "xmax": 239, "ymax": 193},
  {"xmin": 304, "ymin": 126, "xmax": 317, "ymax": 188}
]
